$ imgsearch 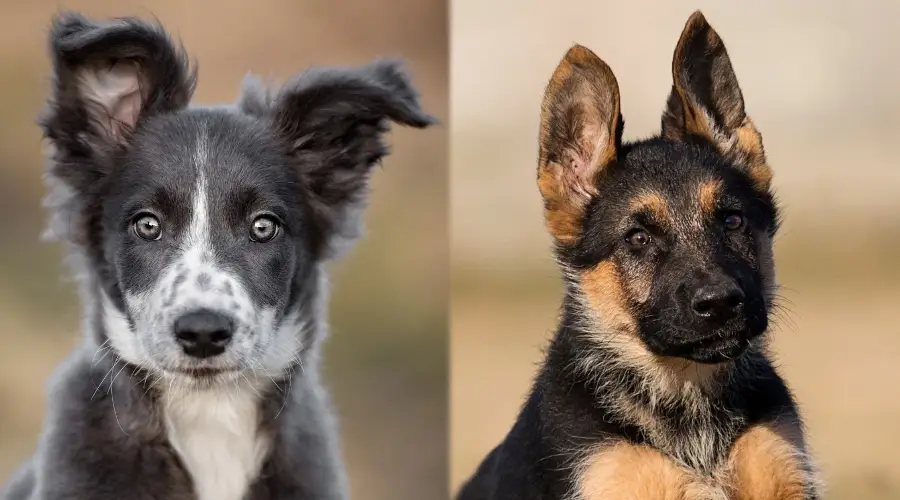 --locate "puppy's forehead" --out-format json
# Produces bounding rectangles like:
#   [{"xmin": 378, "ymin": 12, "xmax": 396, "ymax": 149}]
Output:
[
  {"xmin": 117, "ymin": 110, "xmax": 297, "ymax": 206},
  {"xmin": 597, "ymin": 141, "xmax": 752, "ymax": 221}
]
